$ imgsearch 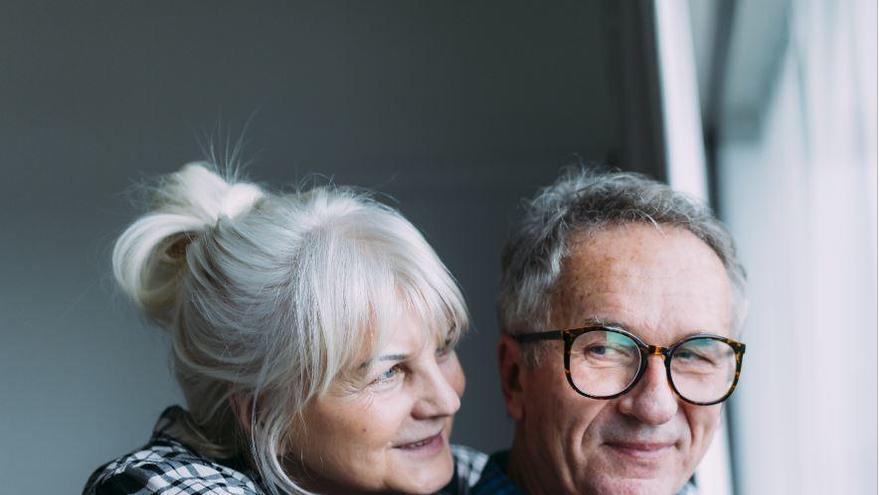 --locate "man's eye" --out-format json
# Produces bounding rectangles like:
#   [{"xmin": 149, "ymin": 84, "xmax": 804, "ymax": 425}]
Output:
[
  {"xmin": 675, "ymin": 350, "xmax": 712, "ymax": 364},
  {"xmin": 584, "ymin": 344, "xmax": 634, "ymax": 363},
  {"xmin": 588, "ymin": 345, "xmax": 627, "ymax": 357}
]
